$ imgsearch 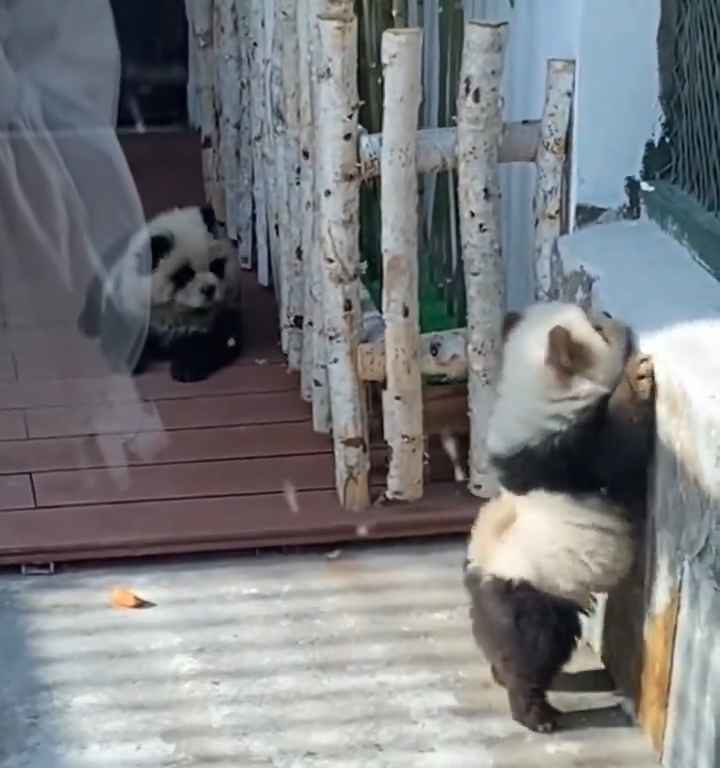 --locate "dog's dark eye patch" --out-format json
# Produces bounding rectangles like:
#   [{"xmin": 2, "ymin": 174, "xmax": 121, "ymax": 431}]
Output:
[
  {"xmin": 149, "ymin": 233, "xmax": 175, "ymax": 272},
  {"xmin": 200, "ymin": 204, "xmax": 216, "ymax": 234},
  {"xmin": 209, "ymin": 257, "xmax": 226, "ymax": 280},
  {"xmin": 171, "ymin": 264, "xmax": 196, "ymax": 290}
]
